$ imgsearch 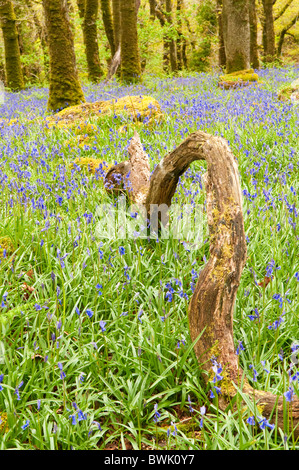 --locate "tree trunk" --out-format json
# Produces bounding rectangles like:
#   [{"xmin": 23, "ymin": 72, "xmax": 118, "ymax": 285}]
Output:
[
  {"xmin": 261, "ymin": 0, "xmax": 276, "ymax": 62},
  {"xmin": 277, "ymin": 12, "xmax": 298, "ymax": 57},
  {"xmin": 222, "ymin": 0, "xmax": 250, "ymax": 73},
  {"xmin": 42, "ymin": 0, "xmax": 85, "ymax": 112},
  {"xmin": 176, "ymin": 0, "xmax": 184, "ymax": 71},
  {"xmin": 112, "ymin": 0, "xmax": 121, "ymax": 50},
  {"xmin": 77, "ymin": 0, "xmax": 85, "ymax": 17},
  {"xmin": 155, "ymin": 2, "xmax": 170, "ymax": 72},
  {"xmin": 216, "ymin": 0, "xmax": 226, "ymax": 68},
  {"xmin": 101, "ymin": 0, "xmax": 116, "ymax": 58},
  {"xmin": 0, "ymin": 0, "xmax": 24, "ymax": 91},
  {"xmin": 105, "ymin": 130, "xmax": 299, "ymax": 438},
  {"xmin": 120, "ymin": 0, "xmax": 141, "ymax": 83},
  {"xmin": 83, "ymin": 0, "xmax": 103, "ymax": 82},
  {"xmin": 149, "ymin": 0, "xmax": 156, "ymax": 20},
  {"xmin": 249, "ymin": 0, "xmax": 259, "ymax": 69},
  {"xmin": 165, "ymin": 0, "xmax": 177, "ymax": 73}
]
